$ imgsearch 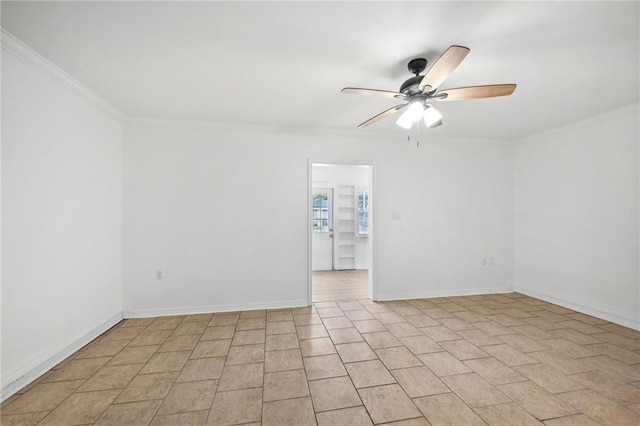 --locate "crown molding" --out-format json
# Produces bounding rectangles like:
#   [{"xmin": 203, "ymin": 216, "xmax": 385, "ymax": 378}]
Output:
[
  {"xmin": 515, "ymin": 102, "xmax": 639, "ymax": 145},
  {"xmin": 1, "ymin": 28, "xmax": 126, "ymax": 122}
]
